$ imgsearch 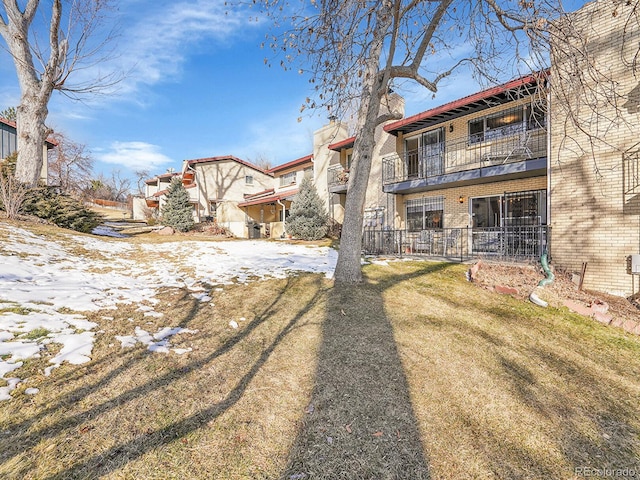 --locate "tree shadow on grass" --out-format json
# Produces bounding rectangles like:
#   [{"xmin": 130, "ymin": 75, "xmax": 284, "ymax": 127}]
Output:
[
  {"xmin": 281, "ymin": 264, "xmax": 451, "ymax": 479},
  {"xmin": 389, "ymin": 266, "xmax": 640, "ymax": 477},
  {"xmin": 1, "ymin": 289, "xmax": 203, "ymax": 436},
  {"xmin": 2, "ymin": 276, "xmax": 325, "ymax": 479}
]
